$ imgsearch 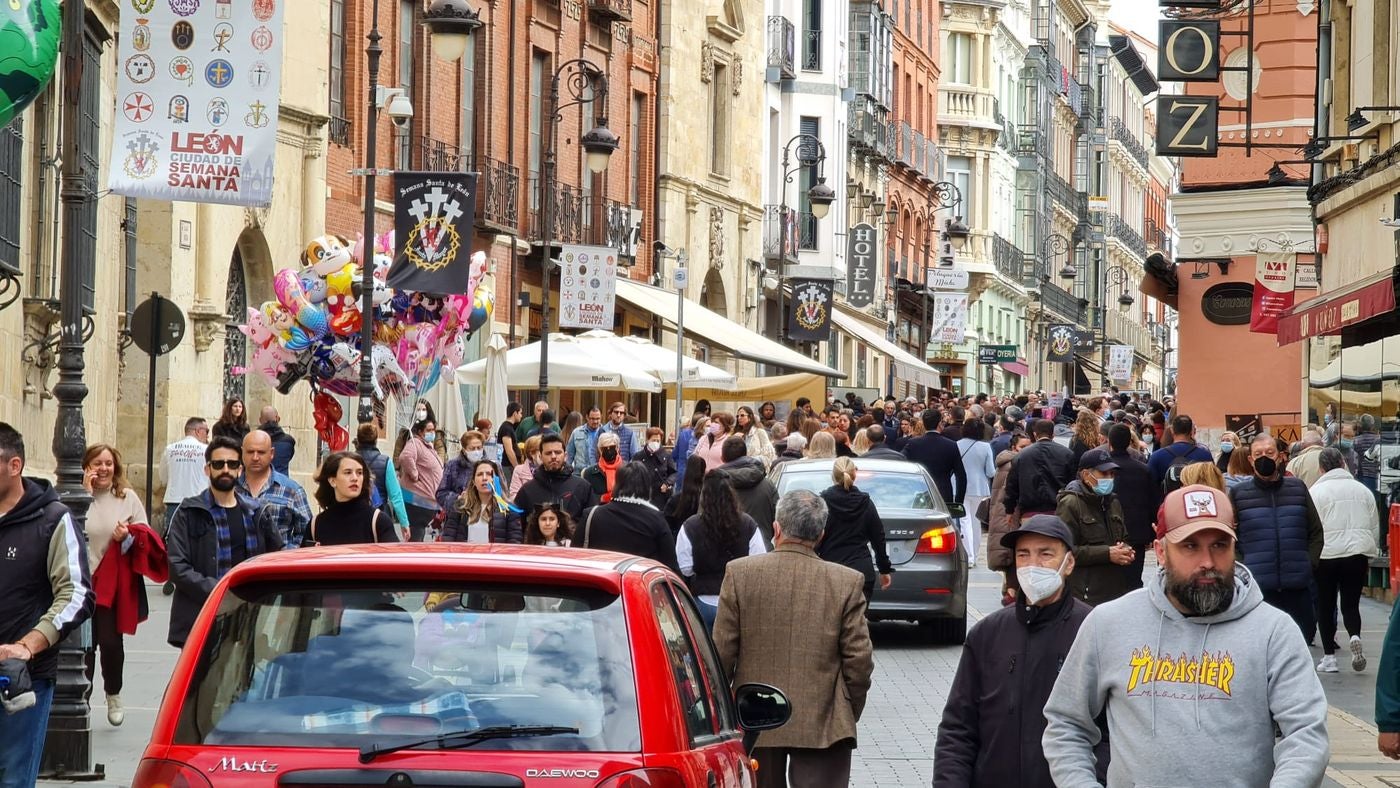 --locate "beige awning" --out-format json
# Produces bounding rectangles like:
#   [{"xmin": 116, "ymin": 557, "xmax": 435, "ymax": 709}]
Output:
[
  {"xmin": 830, "ymin": 306, "xmax": 940, "ymax": 389},
  {"xmin": 614, "ymin": 279, "xmax": 846, "ymax": 379},
  {"xmin": 679, "ymin": 373, "xmax": 827, "ymax": 404}
]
